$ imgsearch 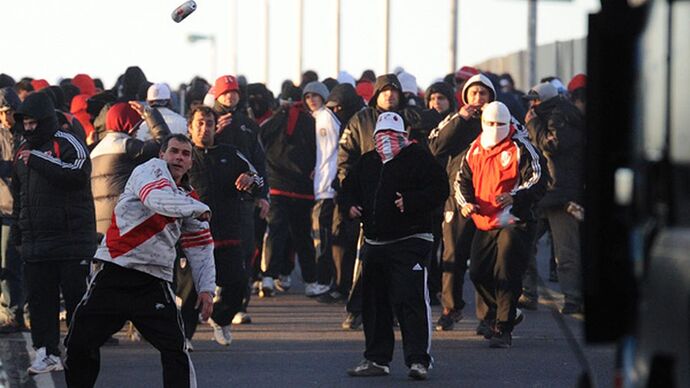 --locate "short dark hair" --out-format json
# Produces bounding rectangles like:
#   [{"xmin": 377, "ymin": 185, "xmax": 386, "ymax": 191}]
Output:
[
  {"xmin": 15, "ymin": 79, "xmax": 34, "ymax": 93},
  {"xmin": 160, "ymin": 133, "xmax": 193, "ymax": 153},
  {"xmin": 186, "ymin": 105, "xmax": 216, "ymax": 125}
]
